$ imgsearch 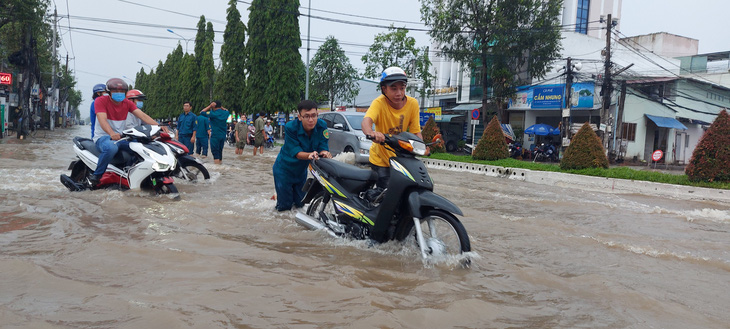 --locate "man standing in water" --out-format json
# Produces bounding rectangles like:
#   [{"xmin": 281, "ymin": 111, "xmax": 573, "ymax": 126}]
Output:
[
  {"xmin": 200, "ymin": 101, "xmax": 230, "ymax": 165},
  {"xmin": 253, "ymin": 112, "xmax": 267, "ymax": 156},
  {"xmin": 195, "ymin": 110, "xmax": 211, "ymax": 158},
  {"xmin": 176, "ymin": 101, "xmax": 197, "ymax": 155},
  {"xmin": 272, "ymin": 100, "xmax": 331, "ymax": 211}
]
